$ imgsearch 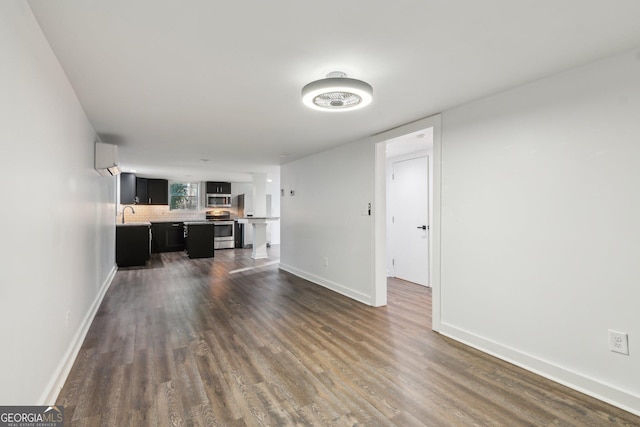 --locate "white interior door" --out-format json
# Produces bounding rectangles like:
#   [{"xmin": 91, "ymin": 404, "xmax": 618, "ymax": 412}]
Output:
[{"xmin": 392, "ymin": 156, "xmax": 429, "ymax": 286}]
